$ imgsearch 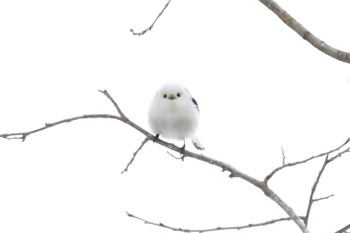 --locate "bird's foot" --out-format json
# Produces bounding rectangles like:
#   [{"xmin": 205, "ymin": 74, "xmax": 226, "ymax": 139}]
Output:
[
  {"xmin": 180, "ymin": 144, "xmax": 186, "ymax": 161},
  {"xmin": 153, "ymin": 134, "xmax": 159, "ymax": 142}
]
